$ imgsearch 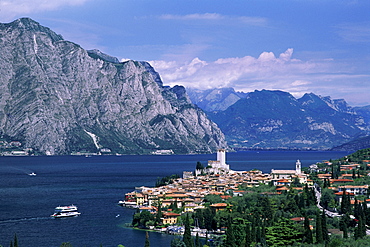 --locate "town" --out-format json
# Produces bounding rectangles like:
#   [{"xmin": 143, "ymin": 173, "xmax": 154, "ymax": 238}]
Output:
[{"xmin": 119, "ymin": 149, "xmax": 370, "ymax": 246}]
